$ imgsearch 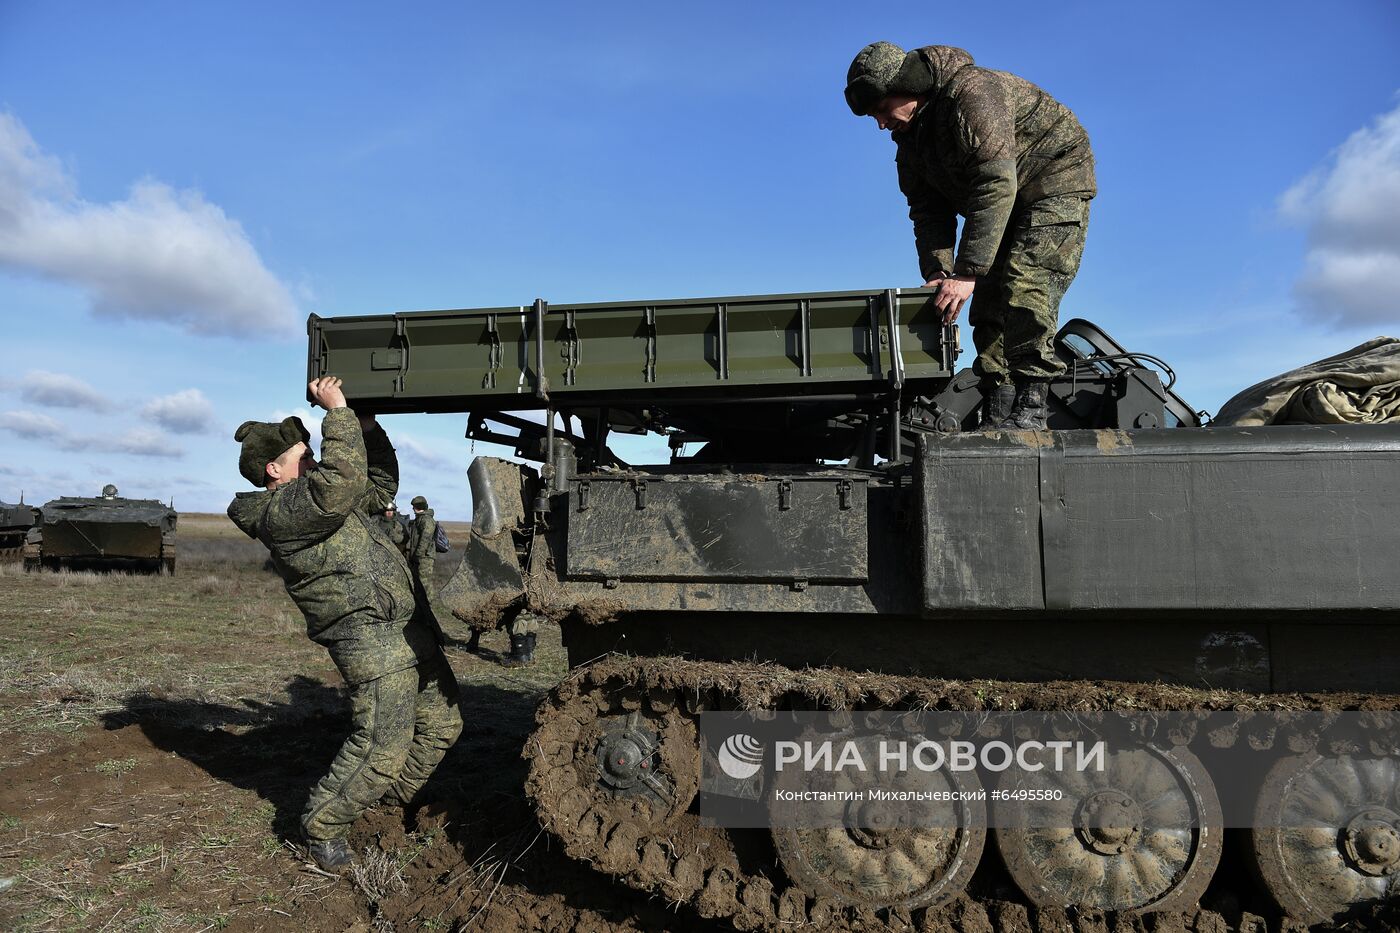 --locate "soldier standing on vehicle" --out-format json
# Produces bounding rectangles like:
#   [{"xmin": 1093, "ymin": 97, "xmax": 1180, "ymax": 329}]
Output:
[
  {"xmin": 226, "ymin": 377, "xmax": 463, "ymax": 873},
  {"xmin": 845, "ymin": 42, "xmax": 1096, "ymax": 429}
]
